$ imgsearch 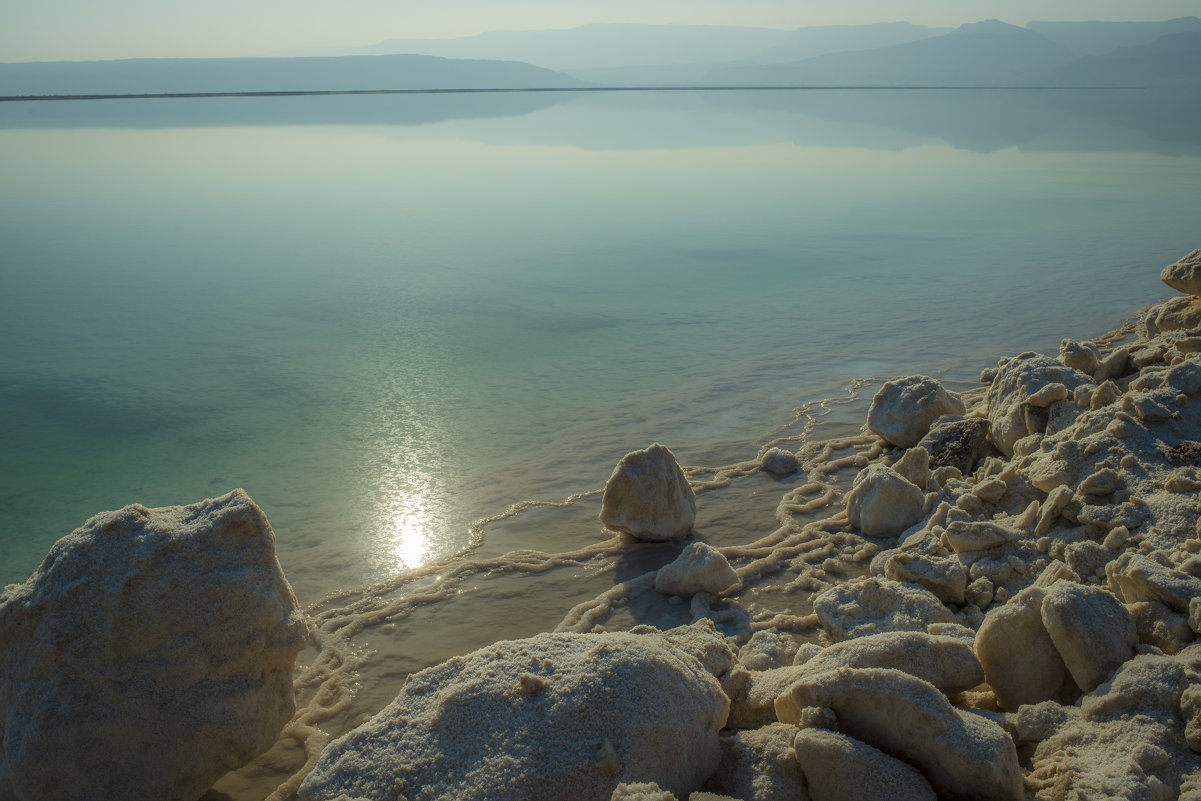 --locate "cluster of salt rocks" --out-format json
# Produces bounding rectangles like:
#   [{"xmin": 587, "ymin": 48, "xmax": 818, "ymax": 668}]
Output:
[{"xmin": 817, "ymin": 248, "xmax": 1201, "ymax": 799}]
